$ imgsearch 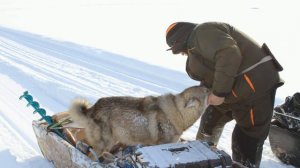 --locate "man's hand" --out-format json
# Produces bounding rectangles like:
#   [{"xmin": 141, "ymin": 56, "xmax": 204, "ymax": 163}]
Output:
[{"xmin": 207, "ymin": 93, "xmax": 224, "ymax": 106}]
